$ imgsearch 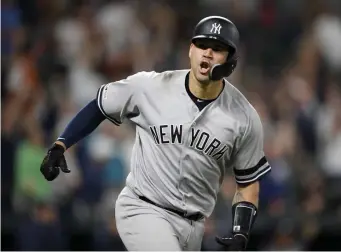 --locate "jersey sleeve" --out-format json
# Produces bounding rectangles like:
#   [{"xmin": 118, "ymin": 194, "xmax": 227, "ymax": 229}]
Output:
[
  {"xmin": 232, "ymin": 109, "xmax": 271, "ymax": 184},
  {"xmin": 96, "ymin": 73, "xmax": 142, "ymax": 125}
]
